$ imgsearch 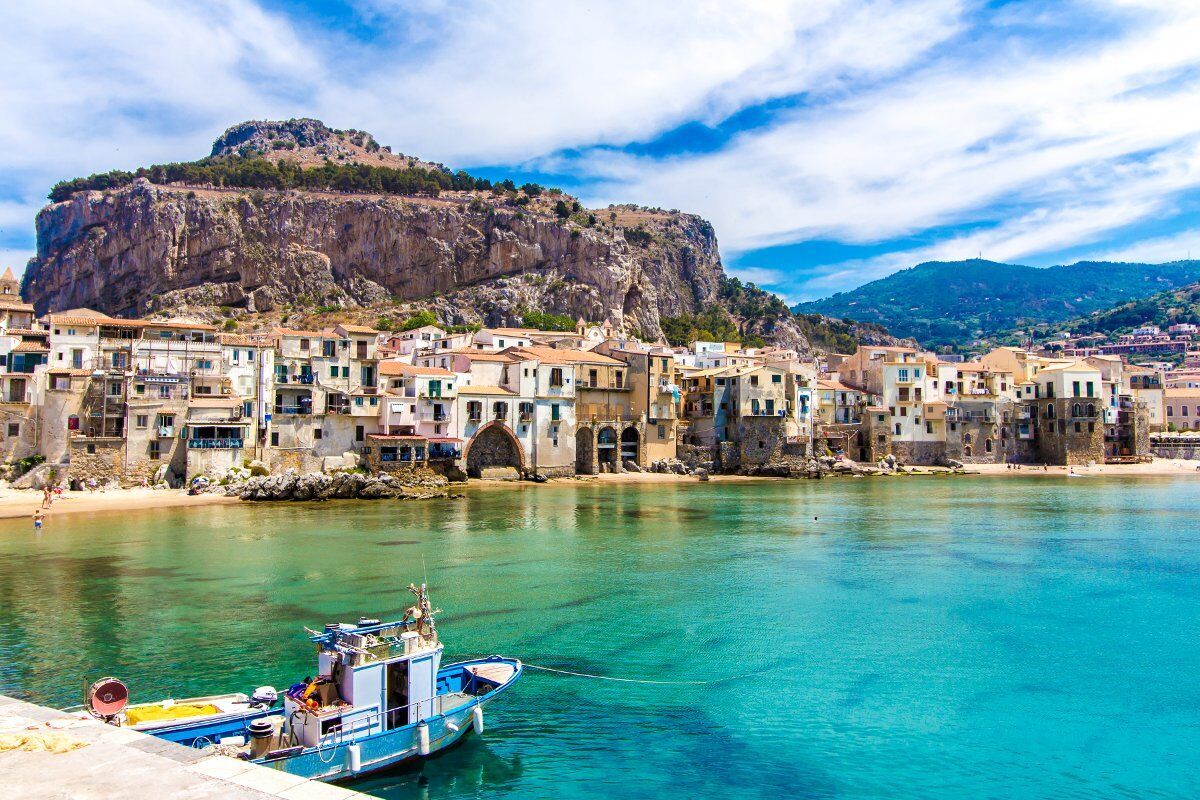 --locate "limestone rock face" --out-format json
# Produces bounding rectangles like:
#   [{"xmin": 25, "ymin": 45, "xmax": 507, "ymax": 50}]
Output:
[{"xmin": 23, "ymin": 180, "xmax": 726, "ymax": 340}]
